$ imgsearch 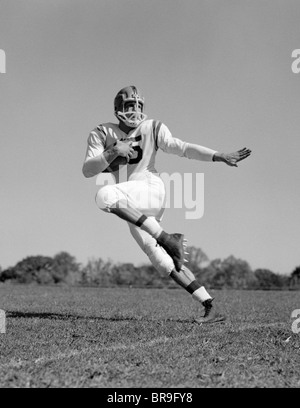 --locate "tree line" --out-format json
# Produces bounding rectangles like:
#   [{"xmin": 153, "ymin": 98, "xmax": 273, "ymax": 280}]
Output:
[{"xmin": 0, "ymin": 248, "xmax": 299, "ymax": 290}]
